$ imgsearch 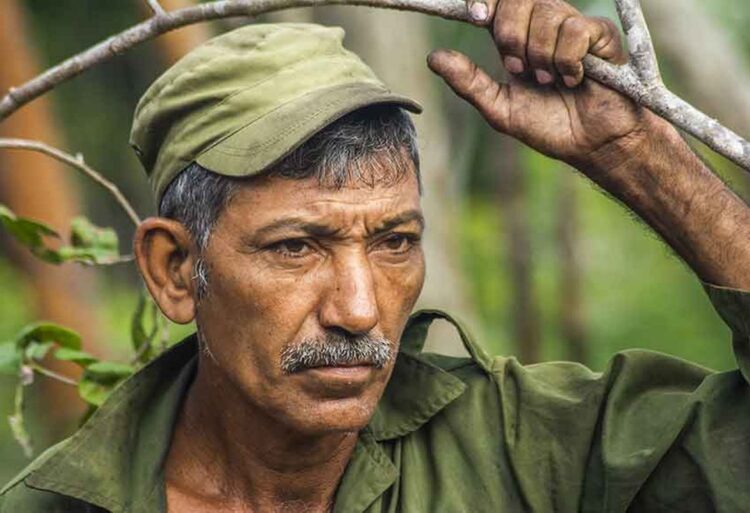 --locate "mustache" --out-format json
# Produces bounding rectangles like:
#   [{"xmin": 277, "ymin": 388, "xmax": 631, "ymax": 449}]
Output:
[{"xmin": 280, "ymin": 332, "xmax": 394, "ymax": 374}]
